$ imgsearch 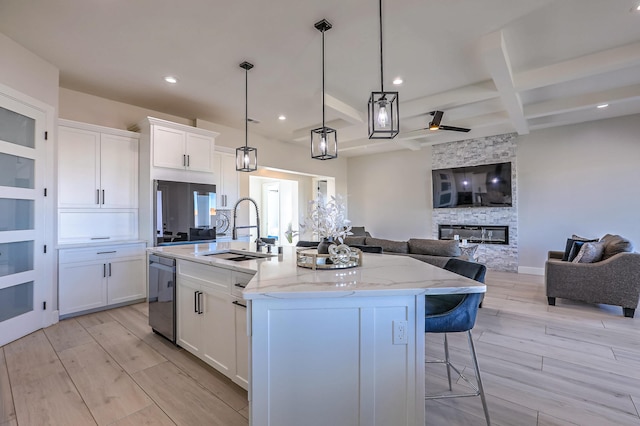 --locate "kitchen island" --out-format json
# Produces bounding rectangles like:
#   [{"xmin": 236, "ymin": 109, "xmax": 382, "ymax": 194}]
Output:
[{"xmin": 149, "ymin": 241, "xmax": 485, "ymax": 426}]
